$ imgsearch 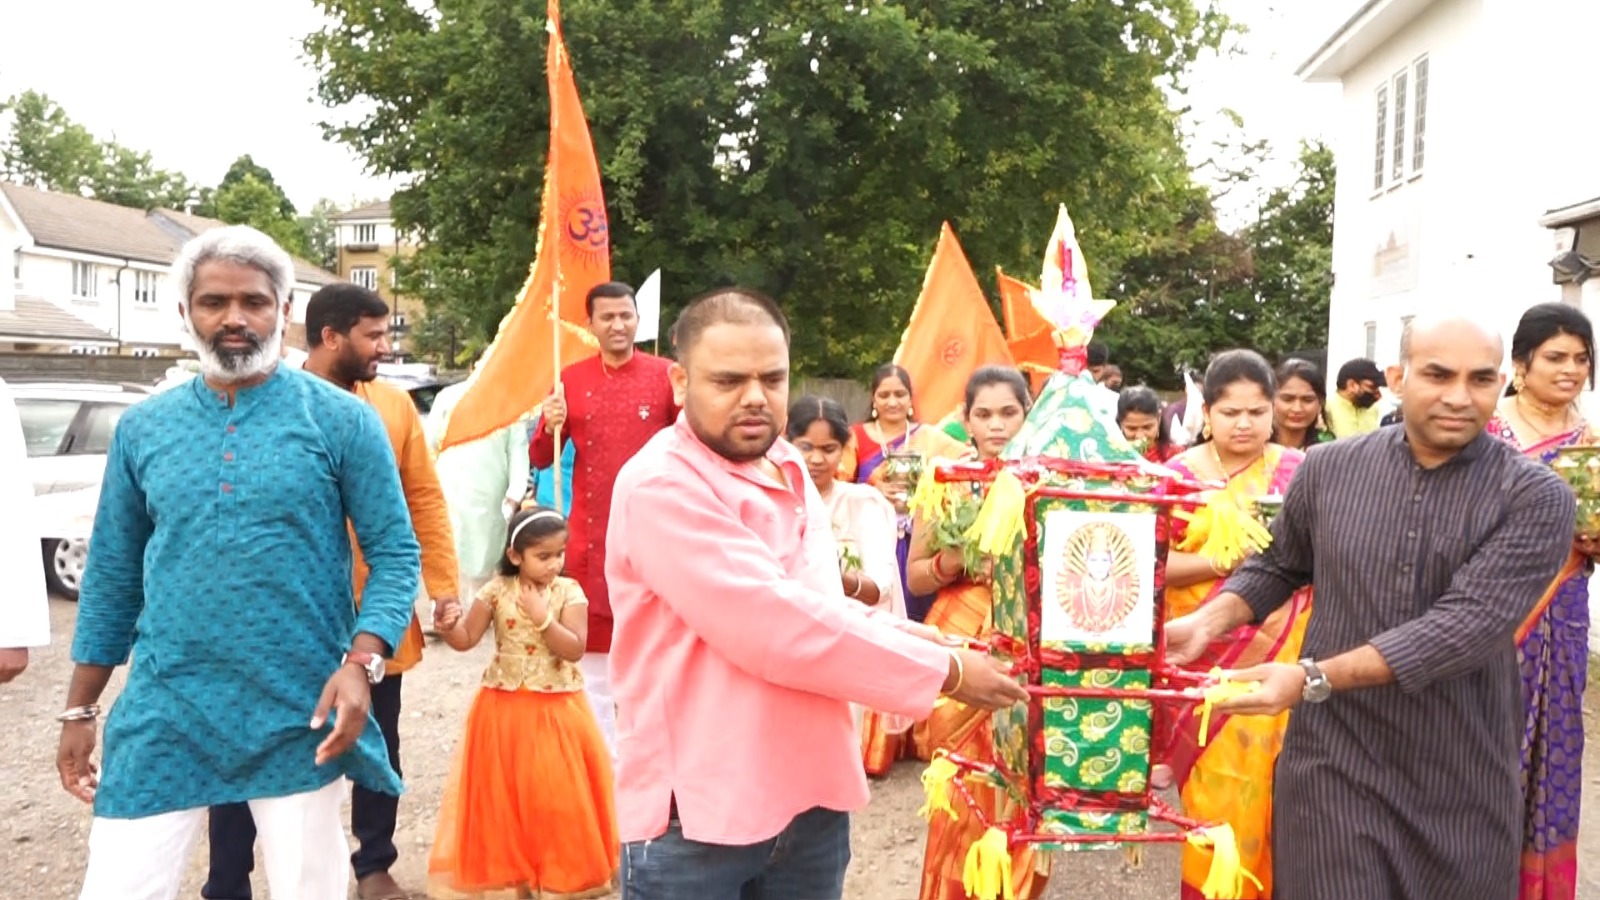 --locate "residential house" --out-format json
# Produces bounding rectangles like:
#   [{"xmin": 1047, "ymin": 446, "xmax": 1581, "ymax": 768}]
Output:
[
  {"xmin": 1299, "ymin": 0, "xmax": 1600, "ymax": 375},
  {"xmin": 0, "ymin": 181, "xmax": 340, "ymax": 355},
  {"xmin": 333, "ymin": 200, "xmax": 423, "ymax": 360}
]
